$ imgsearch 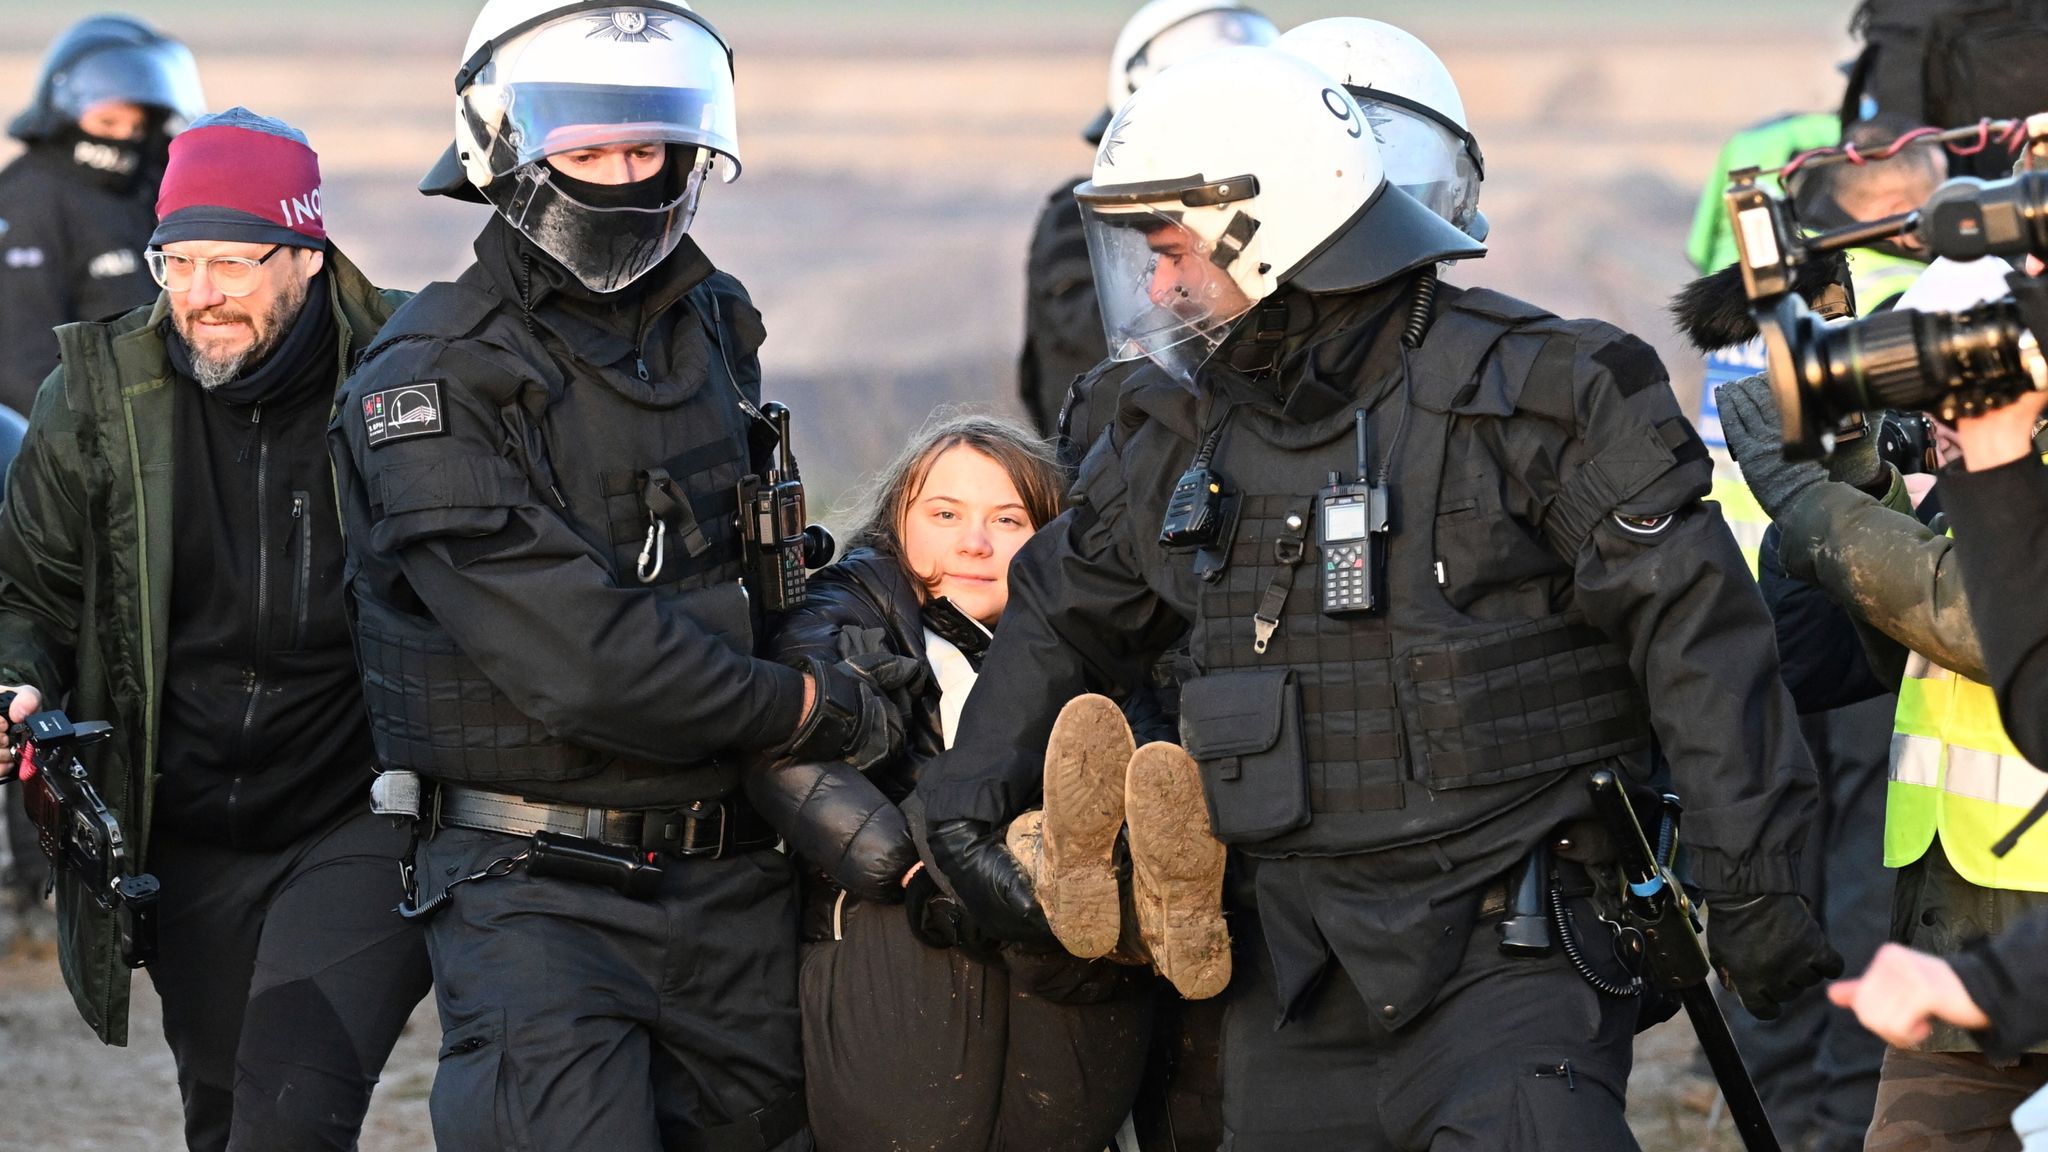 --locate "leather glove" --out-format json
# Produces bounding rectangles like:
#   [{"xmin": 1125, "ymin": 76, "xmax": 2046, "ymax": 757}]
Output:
[
  {"xmin": 1705, "ymin": 891, "xmax": 1844, "ymax": 1020},
  {"xmin": 902, "ymin": 867, "xmax": 1005, "ymax": 965},
  {"xmin": 925, "ymin": 817, "xmax": 1056, "ymax": 948},
  {"xmin": 784, "ymin": 653, "xmax": 925, "ymax": 770},
  {"xmin": 1716, "ymin": 374, "xmax": 1830, "ymax": 522}
]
